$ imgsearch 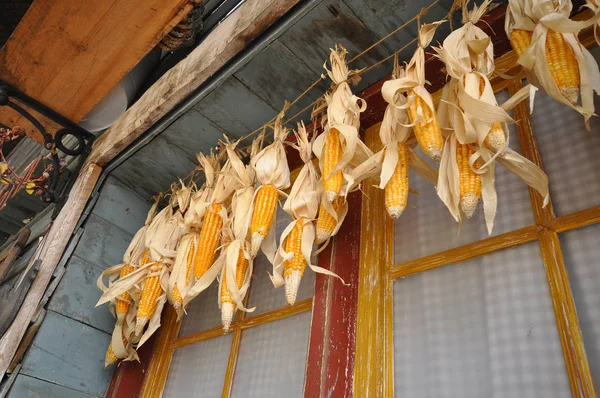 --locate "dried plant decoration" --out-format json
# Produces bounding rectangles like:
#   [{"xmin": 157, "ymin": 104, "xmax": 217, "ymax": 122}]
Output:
[
  {"xmin": 313, "ymin": 46, "xmax": 371, "ymax": 202},
  {"xmin": 586, "ymin": 0, "xmax": 600, "ymax": 45},
  {"xmin": 435, "ymin": 0, "xmax": 549, "ymax": 234},
  {"xmin": 249, "ymin": 108, "xmax": 291, "ymax": 261},
  {"xmin": 506, "ymin": 0, "xmax": 600, "ymax": 127}
]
